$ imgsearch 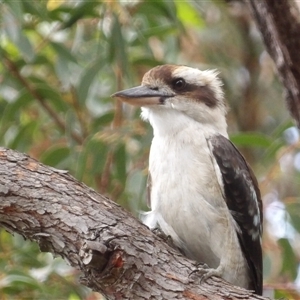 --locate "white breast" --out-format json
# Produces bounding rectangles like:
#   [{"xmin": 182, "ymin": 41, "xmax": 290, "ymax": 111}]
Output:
[{"xmin": 142, "ymin": 108, "xmax": 230, "ymax": 267}]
